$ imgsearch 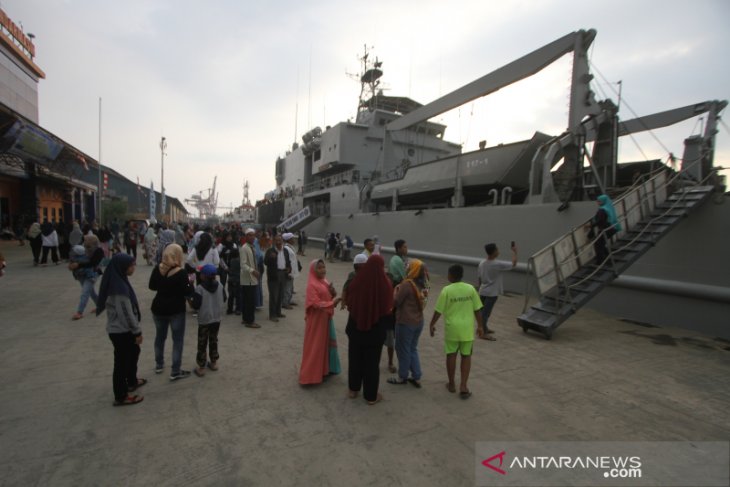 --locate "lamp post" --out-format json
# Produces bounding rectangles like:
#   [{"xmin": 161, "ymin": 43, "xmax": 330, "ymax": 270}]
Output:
[{"xmin": 160, "ymin": 136, "xmax": 167, "ymax": 221}]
